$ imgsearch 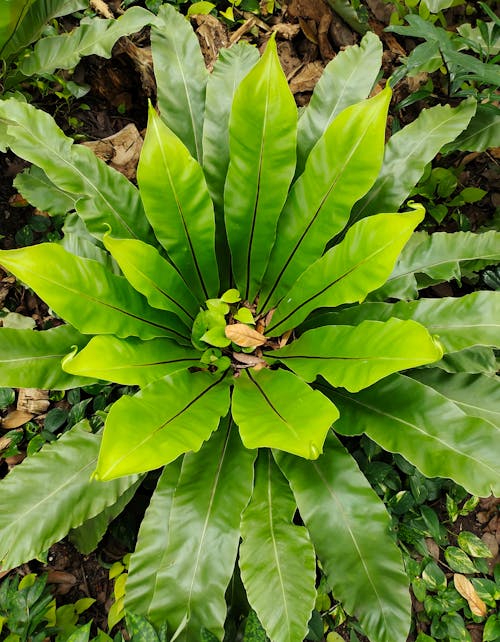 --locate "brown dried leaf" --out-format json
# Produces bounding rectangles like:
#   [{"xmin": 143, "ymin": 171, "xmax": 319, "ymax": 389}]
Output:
[
  {"xmin": 453, "ymin": 574, "xmax": 487, "ymax": 617},
  {"xmin": 47, "ymin": 570, "xmax": 77, "ymax": 585},
  {"xmin": 2, "ymin": 410, "xmax": 34, "ymax": 430},
  {"xmin": 225, "ymin": 324, "xmax": 267, "ymax": 348},
  {"xmin": 82, "ymin": 124, "xmax": 143, "ymax": 180},
  {"xmin": 232, "ymin": 352, "xmax": 266, "ymax": 367},
  {"xmin": 90, "ymin": 0, "xmax": 114, "ymax": 18},
  {"xmin": 425, "ymin": 537, "xmax": 440, "ymax": 561},
  {"xmin": 17, "ymin": 388, "xmax": 49, "ymax": 415}
]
